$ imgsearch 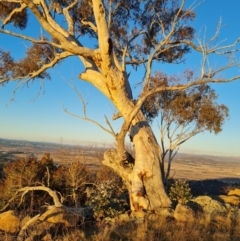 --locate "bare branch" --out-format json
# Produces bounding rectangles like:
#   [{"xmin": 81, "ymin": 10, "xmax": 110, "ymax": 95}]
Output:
[
  {"xmin": 92, "ymin": 0, "xmax": 111, "ymax": 70},
  {"xmin": 0, "ymin": 28, "xmax": 61, "ymax": 48},
  {"xmin": 0, "ymin": 186, "xmax": 63, "ymax": 212},
  {"xmin": 62, "ymin": 0, "xmax": 78, "ymax": 36},
  {"xmin": 122, "ymin": 31, "xmax": 150, "ymax": 71},
  {"xmin": 107, "ymin": 1, "xmax": 121, "ymax": 28},
  {"xmin": 63, "ymin": 83, "xmax": 116, "ymax": 137},
  {"xmin": 25, "ymin": 51, "xmax": 73, "ymax": 79},
  {"xmin": 143, "ymin": 0, "xmax": 186, "ymax": 93},
  {"xmin": 180, "ymin": 34, "xmax": 240, "ymax": 55},
  {"xmin": 38, "ymin": 0, "xmax": 69, "ymax": 37},
  {"xmin": 104, "ymin": 115, "xmax": 117, "ymax": 136},
  {"xmin": 107, "ymin": 0, "xmax": 113, "ymax": 27},
  {"xmin": 117, "ymin": 62, "xmax": 239, "ymax": 147},
  {"xmin": 81, "ymin": 20, "xmax": 97, "ymax": 33}
]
